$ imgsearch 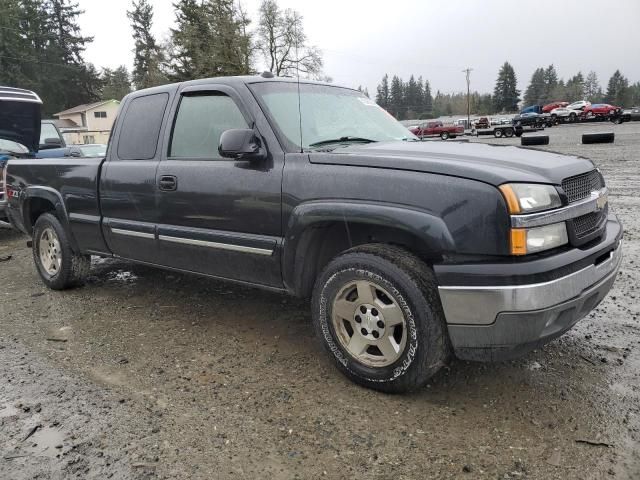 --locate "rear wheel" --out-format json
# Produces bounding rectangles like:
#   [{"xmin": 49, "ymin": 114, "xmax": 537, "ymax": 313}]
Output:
[
  {"xmin": 569, "ymin": 112, "xmax": 577, "ymax": 123},
  {"xmin": 494, "ymin": 129, "xmax": 503, "ymax": 138},
  {"xmin": 505, "ymin": 127, "xmax": 514, "ymax": 137},
  {"xmin": 440, "ymin": 132, "xmax": 449, "ymax": 140},
  {"xmin": 312, "ymin": 244, "xmax": 449, "ymax": 393},
  {"xmin": 32, "ymin": 213, "xmax": 90, "ymax": 290}
]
